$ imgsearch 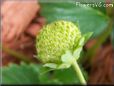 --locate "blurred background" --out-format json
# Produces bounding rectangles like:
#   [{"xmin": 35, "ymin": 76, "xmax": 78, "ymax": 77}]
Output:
[{"xmin": 1, "ymin": 0, "xmax": 114, "ymax": 85}]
